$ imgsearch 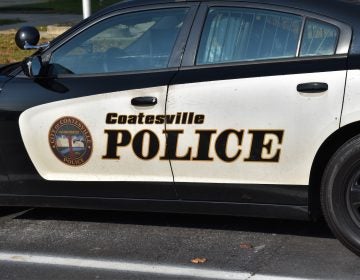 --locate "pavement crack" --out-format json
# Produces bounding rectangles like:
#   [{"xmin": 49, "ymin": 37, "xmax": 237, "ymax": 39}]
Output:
[
  {"xmin": 247, "ymin": 235, "xmax": 290, "ymax": 279},
  {"xmin": 246, "ymin": 272, "xmax": 256, "ymax": 280}
]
